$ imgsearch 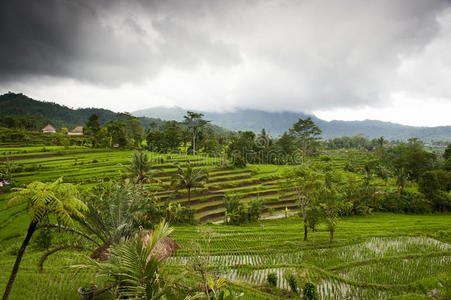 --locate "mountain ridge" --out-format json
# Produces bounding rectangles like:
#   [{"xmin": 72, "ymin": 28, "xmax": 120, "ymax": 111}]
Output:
[
  {"xmin": 1, "ymin": 93, "xmax": 450, "ymax": 141},
  {"xmin": 133, "ymin": 106, "xmax": 451, "ymax": 141}
]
